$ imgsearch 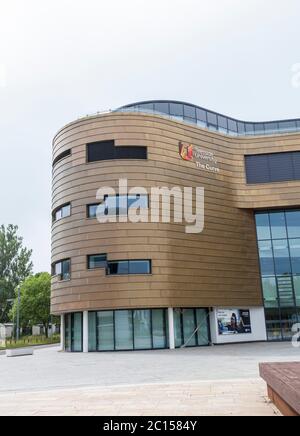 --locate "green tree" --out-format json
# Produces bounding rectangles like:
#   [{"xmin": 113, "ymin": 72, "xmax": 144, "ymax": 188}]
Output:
[
  {"xmin": 0, "ymin": 225, "xmax": 33, "ymax": 323},
  {"xmin": 10, "ymin": 272, "xmax": 52, "ymax": 337}
]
